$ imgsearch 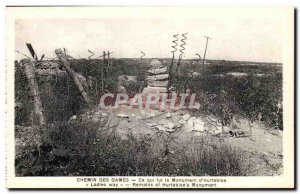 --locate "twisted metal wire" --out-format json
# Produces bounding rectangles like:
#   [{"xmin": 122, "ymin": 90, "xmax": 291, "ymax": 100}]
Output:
[
  {"xmin": 140, "ymin": 51, "xmax": 145, "ymax": 59},
  {"xmin": 179, "ymin": 33, "xmax": 188, "ymax": 59},
  {"xmin": 88, "ymin": 50, "xmax": 95, "ymax": 60},
  {"xmin": 171, "ymin": 34, "xmax": 179, "ymax": 55},
  {"xmin": 174, "ymin": 33, "xmax": 188, "ymax": 74}
]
